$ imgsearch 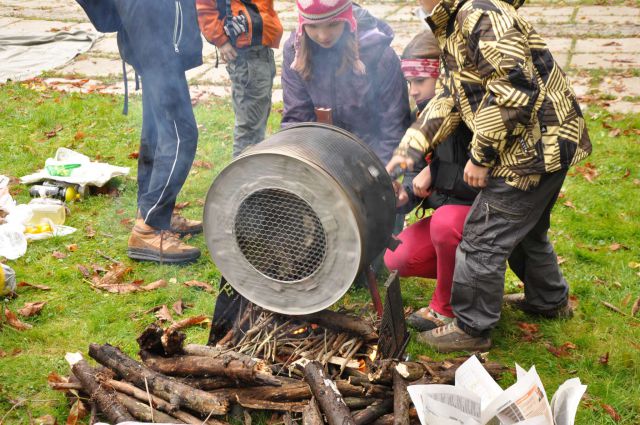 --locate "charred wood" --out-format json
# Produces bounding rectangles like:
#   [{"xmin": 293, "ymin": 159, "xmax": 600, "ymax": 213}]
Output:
[
  {"xmin": 352, "ymin": 398, "xmax": 394, "ymax": 425},
  {"xmin": 392, "ymin": 370, "xmax": 410, "ymax": 425},
  {"xmin": 304, "ymin": 361, "xmax": 356, "ymax": 425}
]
